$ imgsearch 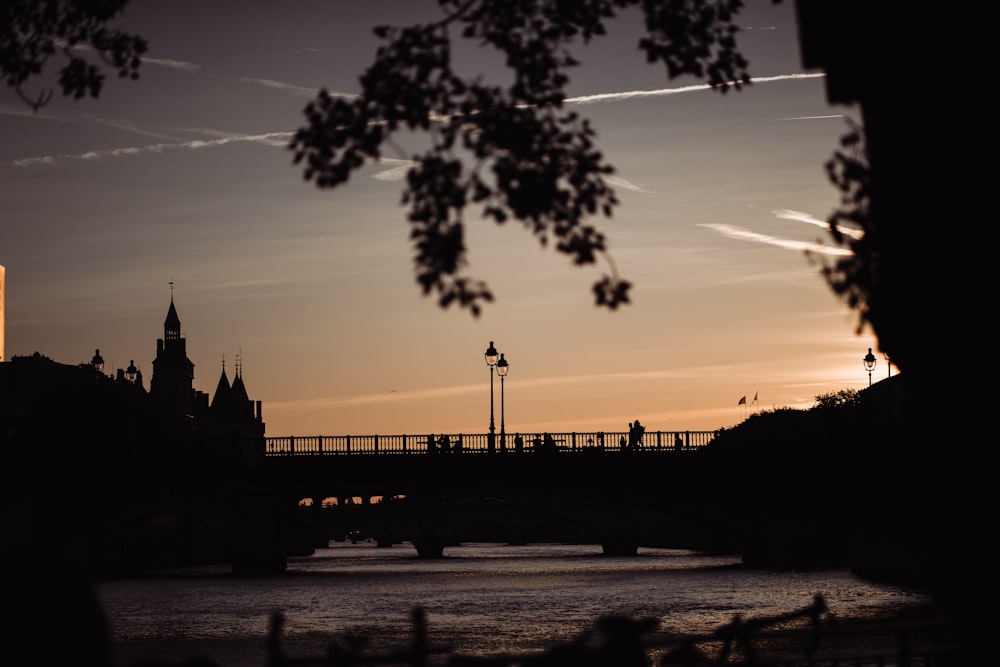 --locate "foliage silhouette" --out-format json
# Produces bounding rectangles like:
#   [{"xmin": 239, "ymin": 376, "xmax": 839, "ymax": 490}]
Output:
[
  {"xmin": 0, "ymin": 0, "xmax": 146, "ymax": 112},
  {"xmin": 290, "ymin": 0, "xmax": 759, "ymax": 316}
]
